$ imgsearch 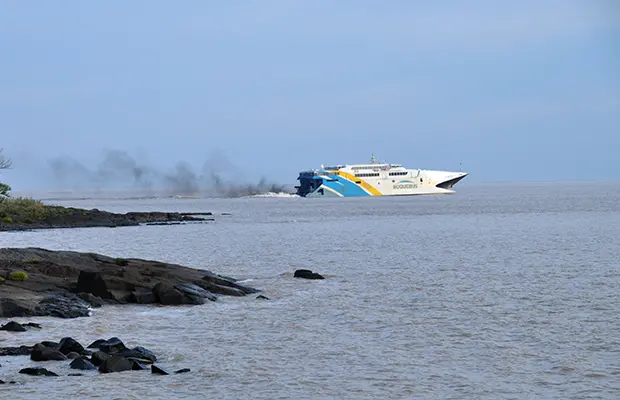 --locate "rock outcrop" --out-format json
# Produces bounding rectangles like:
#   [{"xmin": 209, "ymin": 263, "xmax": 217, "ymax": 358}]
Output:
[
  {"xmin": 0, "ymin": 208, "xmax": 215, "ymax": 232},
  {"xmin": 0, "ymin": 247, "xmax": 260, "ymax": 318},
  {"xmin": 1, "ymin": 337, "xmax": 188, "ymax": 378}
]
